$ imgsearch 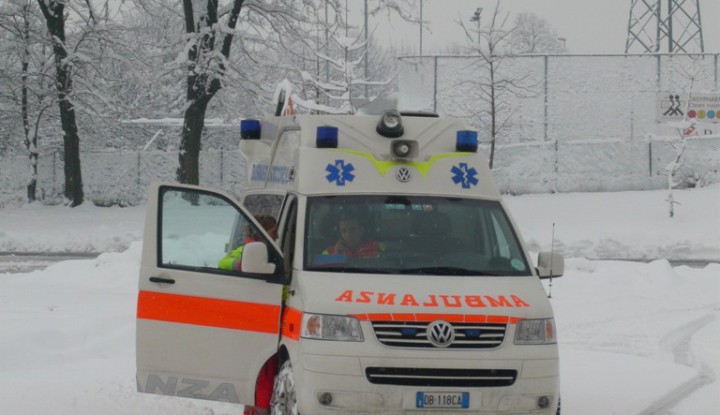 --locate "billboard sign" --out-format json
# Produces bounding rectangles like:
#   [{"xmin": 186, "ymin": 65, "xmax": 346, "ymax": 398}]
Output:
[{"xmin": 657, "ymin": 92, "xmax": 720, "ymax": 124}]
